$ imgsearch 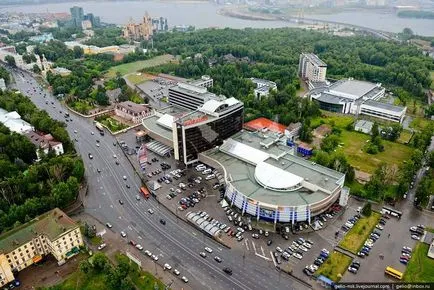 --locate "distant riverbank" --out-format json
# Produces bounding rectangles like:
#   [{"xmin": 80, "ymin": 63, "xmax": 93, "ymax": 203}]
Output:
[{"xmin": 398, "ymin": 10, "xmax": 434, "ymax": 20}]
